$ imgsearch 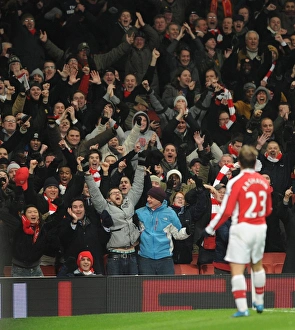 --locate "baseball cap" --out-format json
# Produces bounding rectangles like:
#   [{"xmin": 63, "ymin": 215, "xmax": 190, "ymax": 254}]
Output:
[
  {"xmin": 214, "ymin": 183, "xmax": 225, "ymax": 191},
  {"xmin": 77, "ymin": 42, "xmax": 90, "ymax": 52}
]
